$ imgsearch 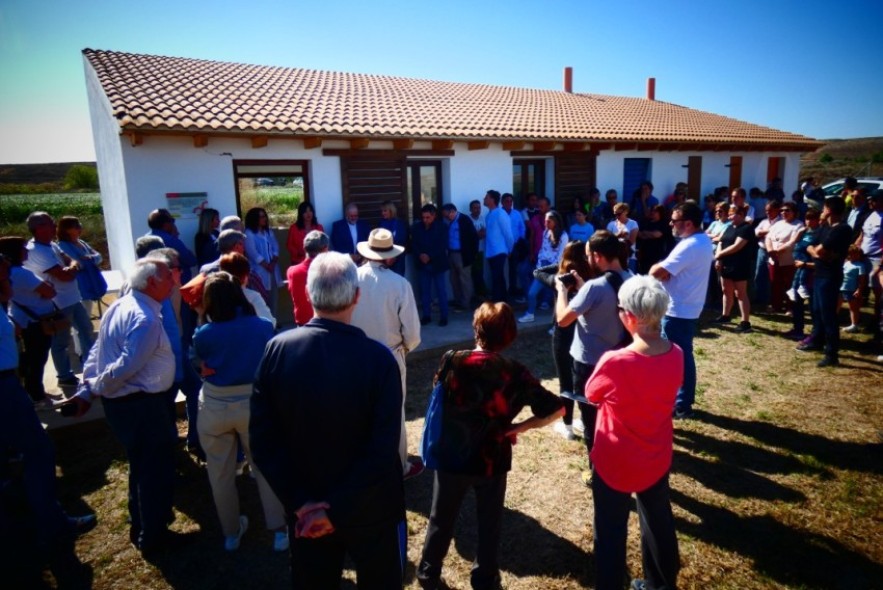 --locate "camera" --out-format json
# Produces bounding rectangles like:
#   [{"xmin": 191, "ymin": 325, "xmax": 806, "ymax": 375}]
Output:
[{"xmin": 556, "ymin": 273, "xmax": 576, "ymax": 288}]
